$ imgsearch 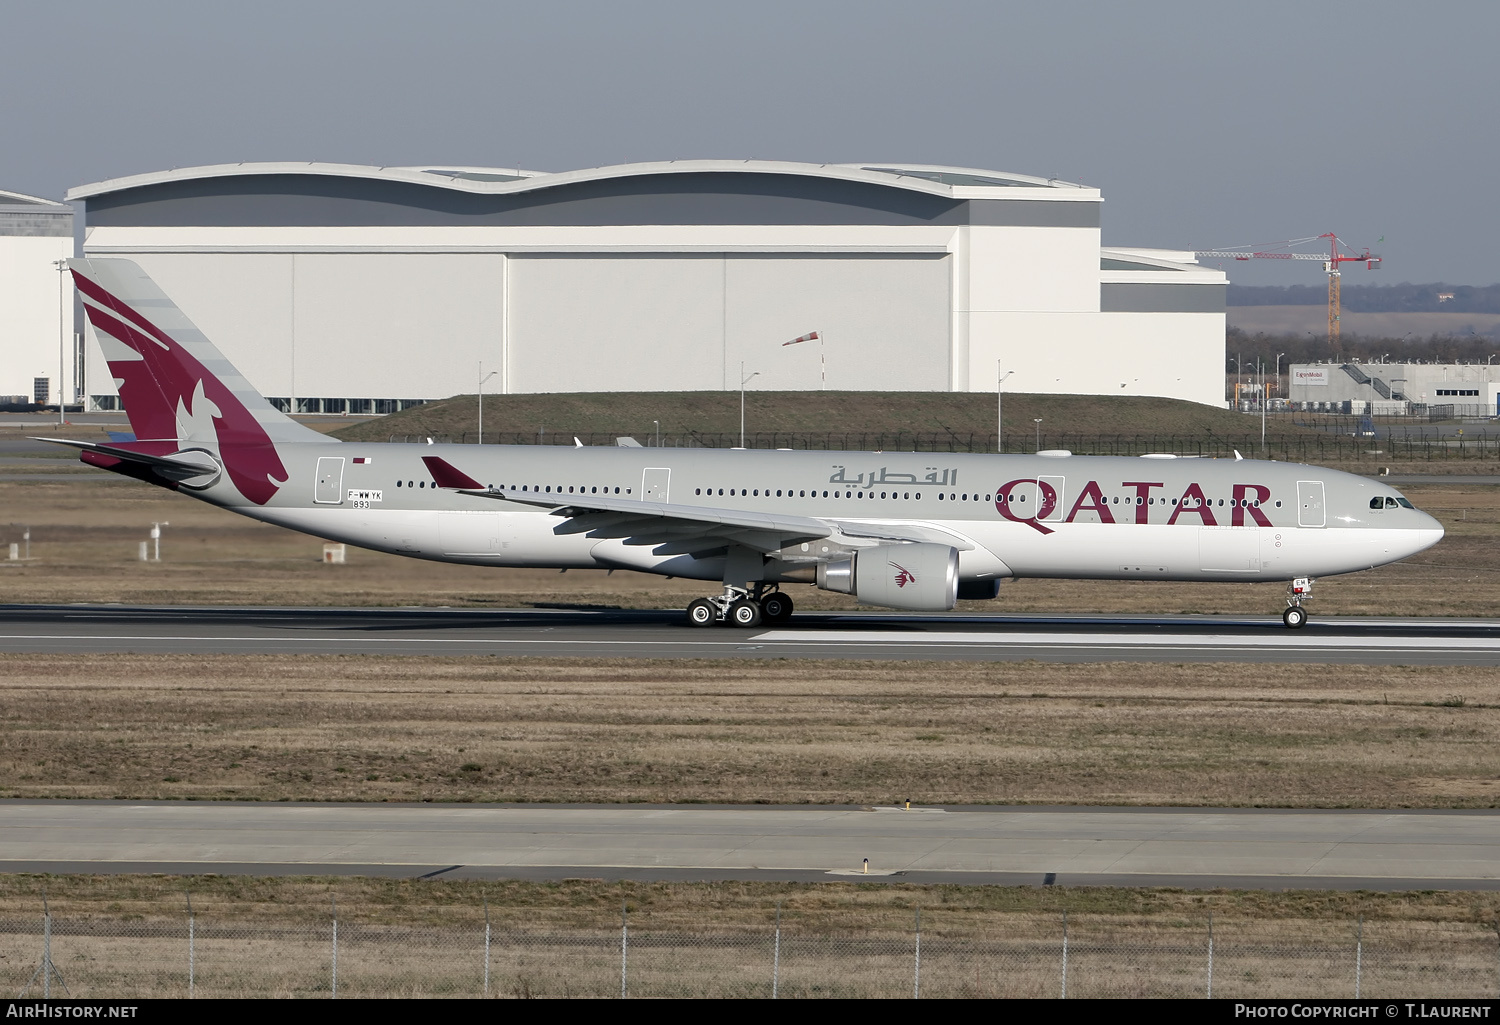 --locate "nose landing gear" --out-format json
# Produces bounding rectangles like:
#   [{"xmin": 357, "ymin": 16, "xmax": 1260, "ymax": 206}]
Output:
[
  {"xmin": 685, "ymin": 584, "xmax": 794, "ymax": 627},
  {"xmin": 1283, "ymin": 576, "xmax": 1313, "ymax": 629}
]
